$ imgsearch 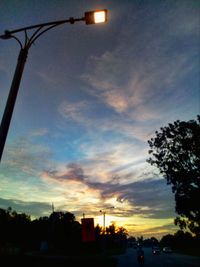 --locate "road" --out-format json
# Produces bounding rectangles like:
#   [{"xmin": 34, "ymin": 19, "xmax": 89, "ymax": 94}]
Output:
[{"xmin": 116, "ymin": 247, "xmax": 200, "ymax": 267}]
